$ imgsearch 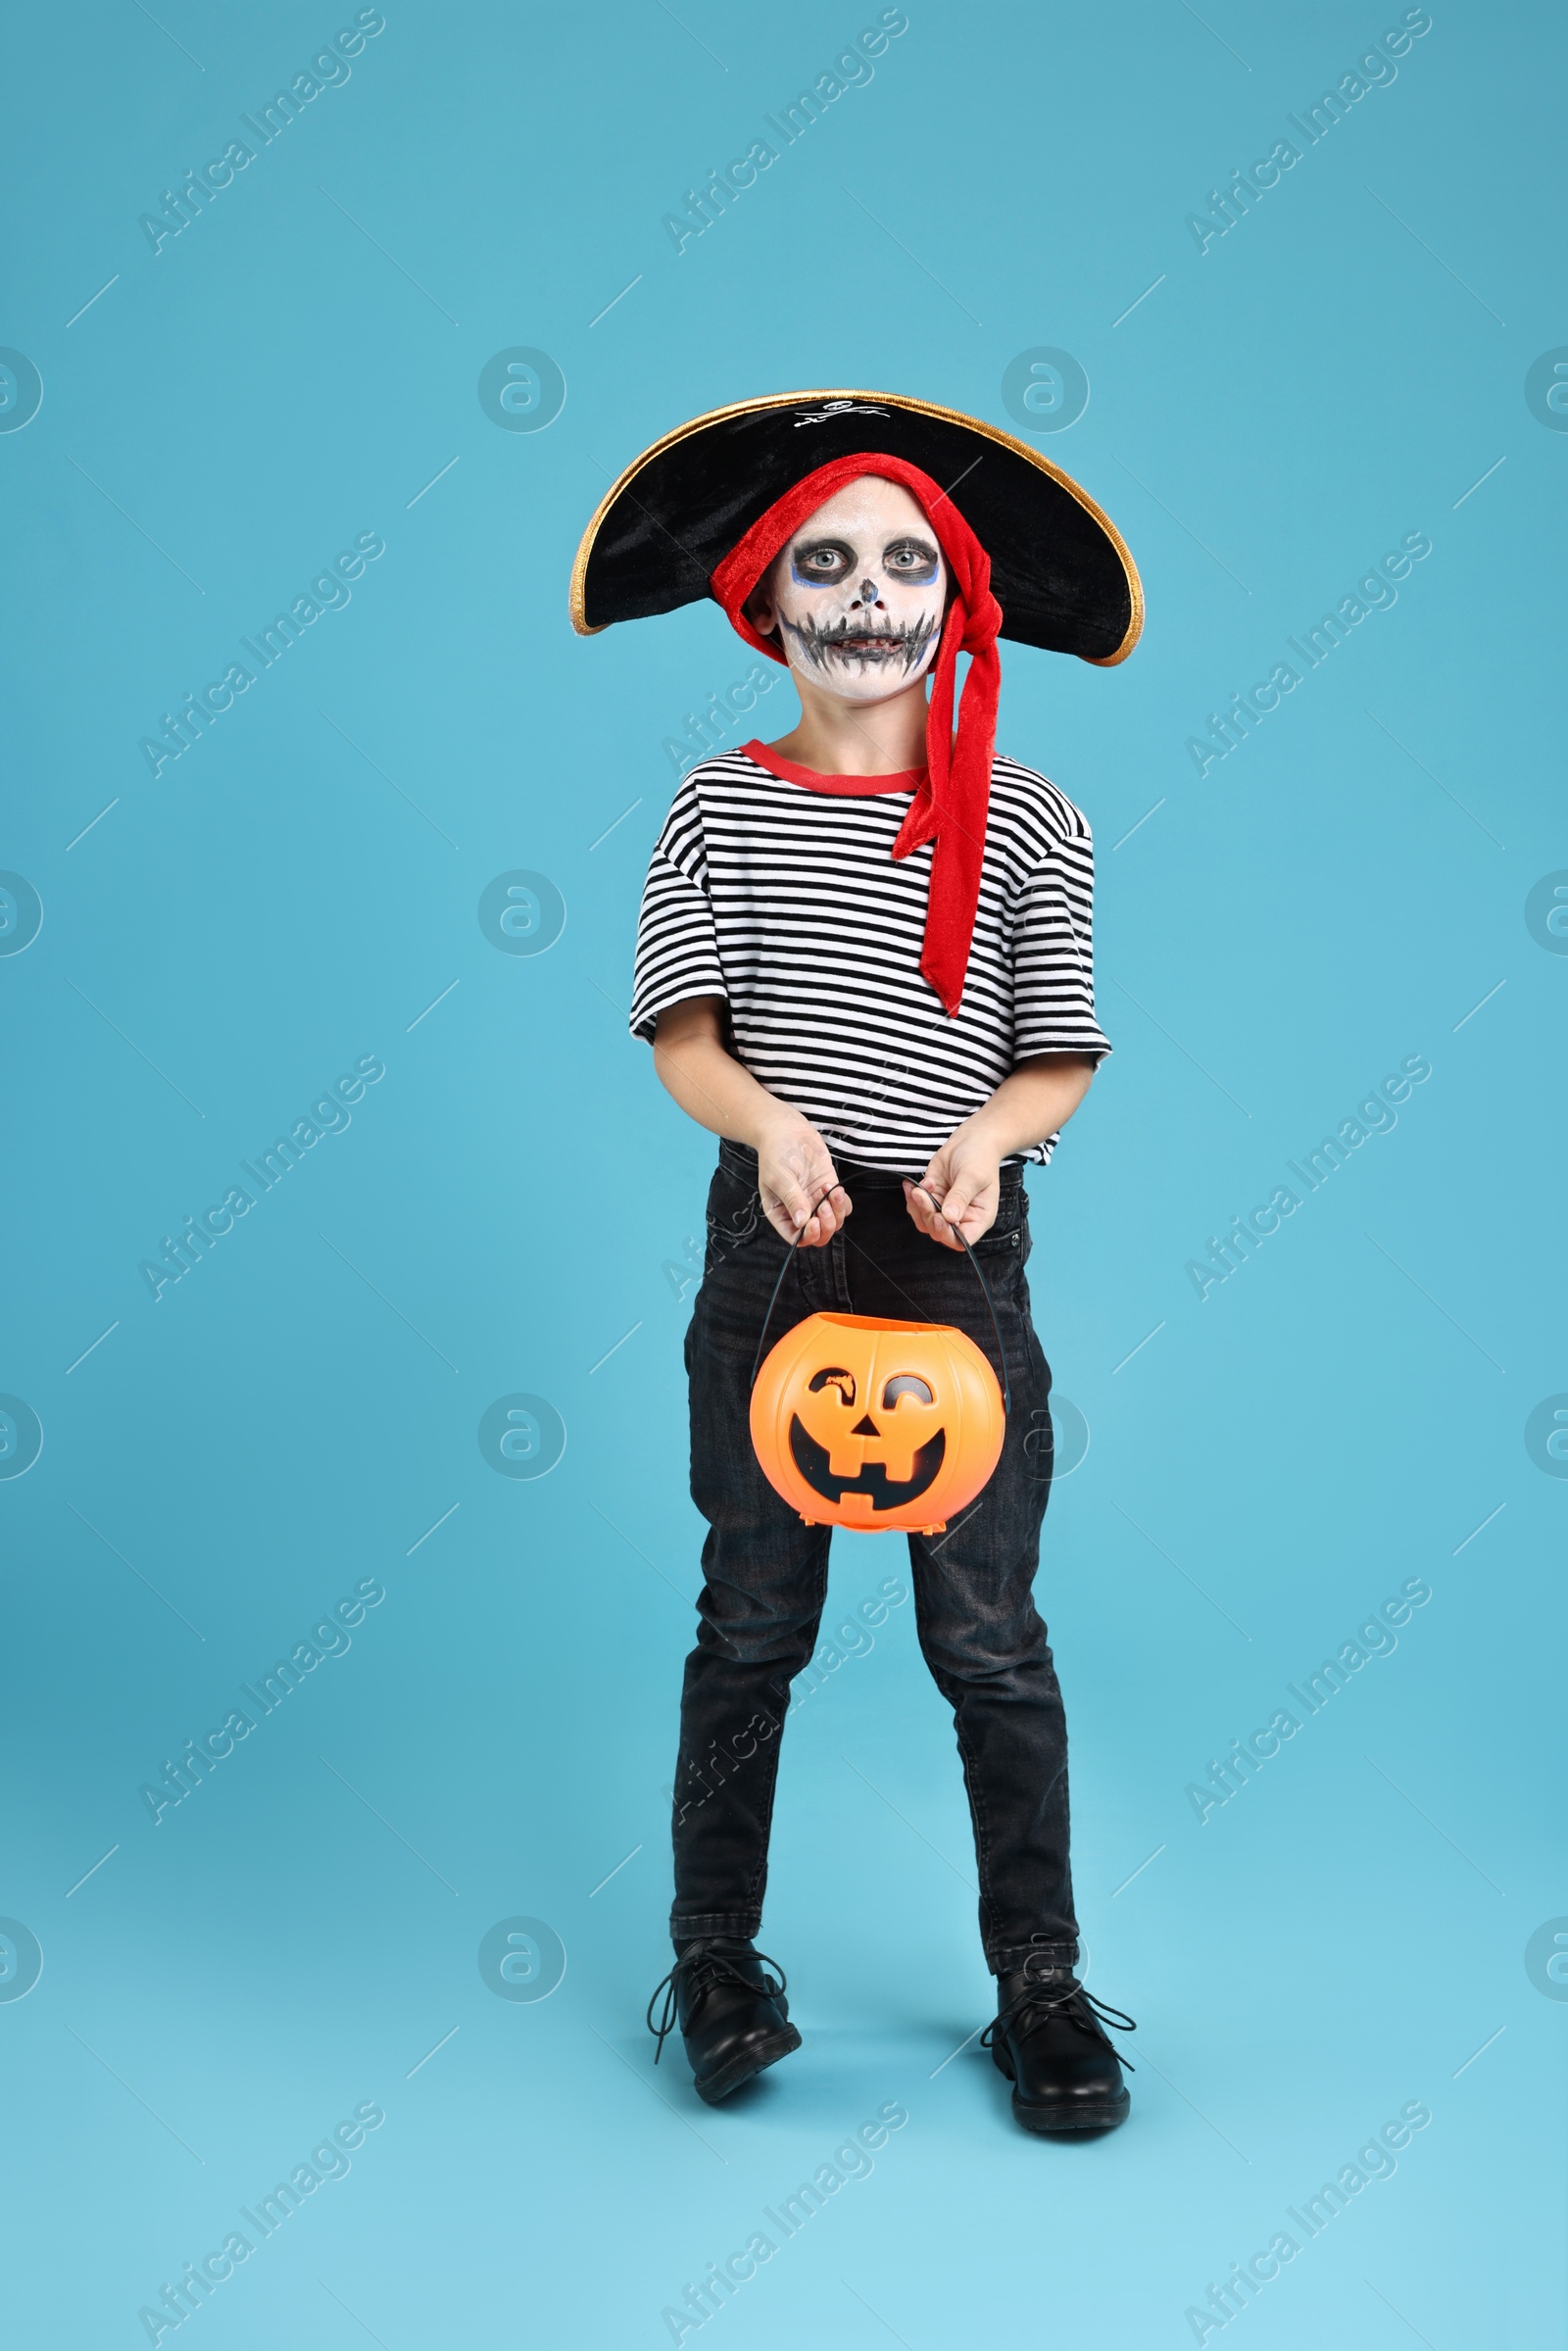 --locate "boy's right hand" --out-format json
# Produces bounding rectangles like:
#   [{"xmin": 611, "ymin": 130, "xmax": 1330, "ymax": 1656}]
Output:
[{"xmin": 758, "ymin": 1118, "xmax": 852, "ymax": 1248}]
